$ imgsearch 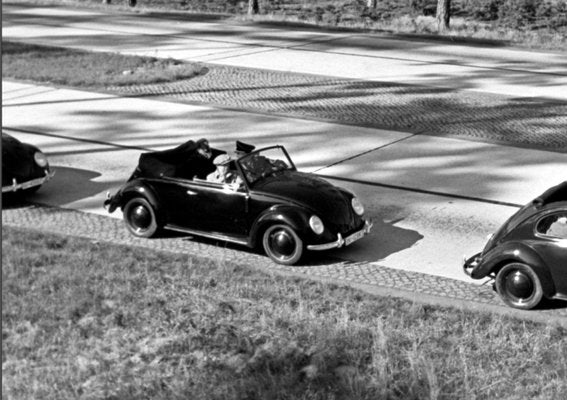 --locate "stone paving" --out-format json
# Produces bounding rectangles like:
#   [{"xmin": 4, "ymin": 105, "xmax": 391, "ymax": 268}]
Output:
[
  {"xmin": 3, "ymin": 203, "xmax": 567, "ymax": 324},
  {"xmin": 109, "ymin": 64, "xmax": 567, "ymax": 152}
]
